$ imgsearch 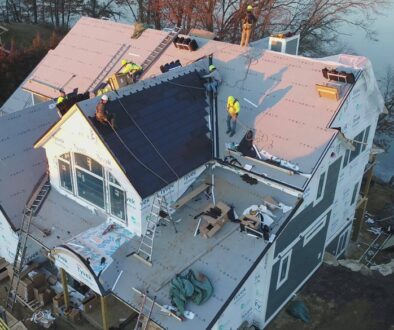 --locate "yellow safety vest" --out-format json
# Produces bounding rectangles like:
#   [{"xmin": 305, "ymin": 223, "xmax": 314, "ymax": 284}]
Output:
[{"xmin": 227, "ymin": 99, "xmax": 240, "ymax": 116}]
